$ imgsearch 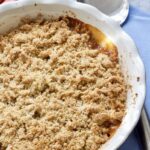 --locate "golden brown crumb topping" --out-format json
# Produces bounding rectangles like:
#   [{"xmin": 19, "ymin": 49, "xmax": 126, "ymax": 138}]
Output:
[{"xmin": 0, "ymin": 16, "xmax": 126, "ymax": 150}]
